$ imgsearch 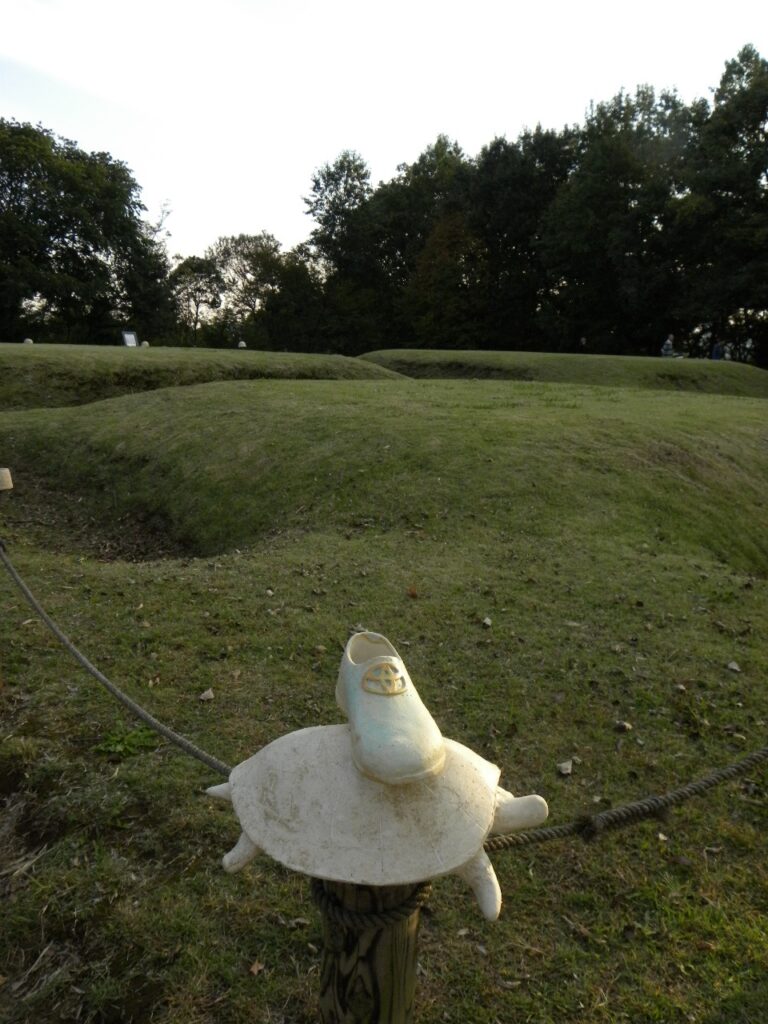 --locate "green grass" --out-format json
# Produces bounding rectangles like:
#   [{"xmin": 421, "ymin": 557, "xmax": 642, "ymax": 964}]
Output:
[
  {"xmin": 1, "ymin": 368, "xmax": 767, "ymax": 1023},
  {"xmin": 0, "ymin": 343, "xmax": 402, "ymax": 410},
  {"xmin": 361, "ymin": 349, "xmax": 768, "ymax": 398},
  {"xmin": 1, "ymin": 379, "xmax": 766, "ymax": 568}
]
